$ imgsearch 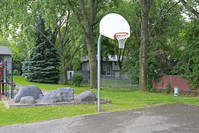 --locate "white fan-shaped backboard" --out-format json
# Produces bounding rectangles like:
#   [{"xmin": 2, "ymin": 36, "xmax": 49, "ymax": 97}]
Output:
[{"xmin": 100, "ymin": 13, "xmax": 130, "ymax": 40}]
